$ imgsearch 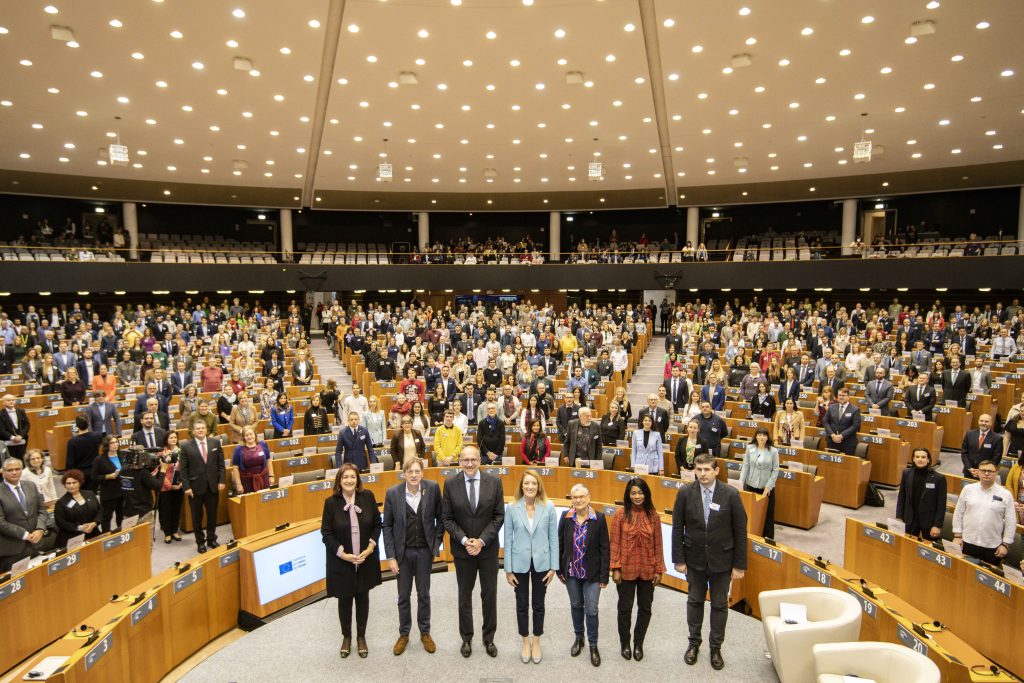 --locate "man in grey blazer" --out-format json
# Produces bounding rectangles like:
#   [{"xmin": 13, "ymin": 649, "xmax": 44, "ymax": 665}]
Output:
[
  {"xmin": 863, "ymin": 366, "xmax": 895, "ymax": 416},
  {"xmin": 383, "ymin": 458, "xmax": 445, "ymax": 655},
  {"xmin": 442, "ymin": 446, "xmax": 505, "ymax": 658},
  {"xmin": 86, "ymin": 391, "xmax": 123, "ymax": 436},
  {"xmin": 0, "ymin": 457, "xmax": 47, "ymax": 572},
  {"xmin": 672, "ymin": 454, "xmax": 747, "ymax": 671},
  {"xmin": 561, "ymin": 408, "xmax": 601, "ymax": 467}
]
